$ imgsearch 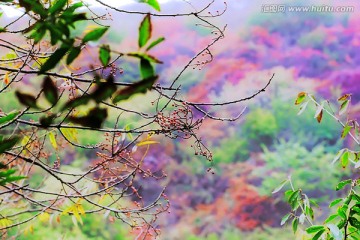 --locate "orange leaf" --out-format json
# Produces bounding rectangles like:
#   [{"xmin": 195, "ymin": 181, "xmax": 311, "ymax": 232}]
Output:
[
  {"xmin": 316, "ymin": 109, "xmax": 323, "ymax": 123},
  {"xmin": 4, "ymin": 72, "xmax": 10, "ymax": 85},
  {"xmin": 338, "ymin": 94, "xmax": 351, "ymax": 102}
]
